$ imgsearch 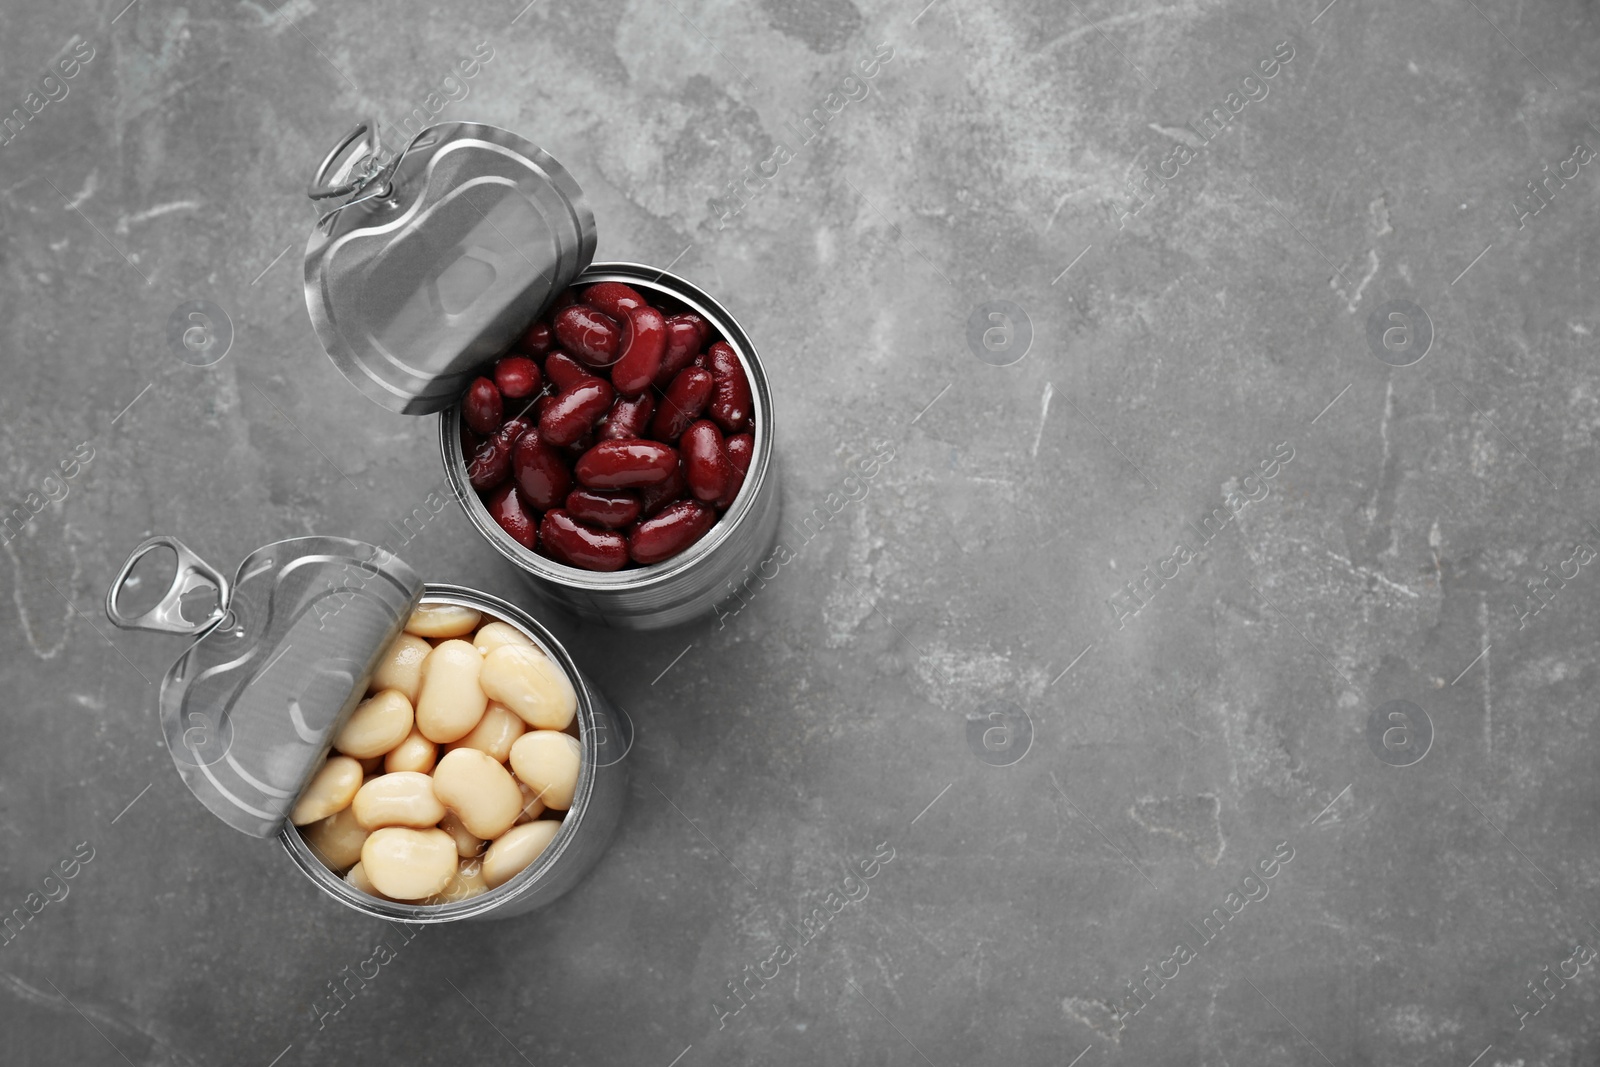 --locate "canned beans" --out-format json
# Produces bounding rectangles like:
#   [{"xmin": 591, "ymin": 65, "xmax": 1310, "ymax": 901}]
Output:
[
  {"xmin": 461, "ymin": 284, "xmax": 758, "ymax": 569},
  {"xmin": 296, "ymin": 604, "xmax": 581, "ymax": 905}
]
